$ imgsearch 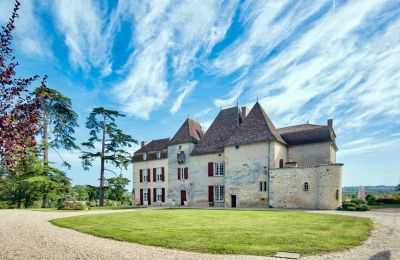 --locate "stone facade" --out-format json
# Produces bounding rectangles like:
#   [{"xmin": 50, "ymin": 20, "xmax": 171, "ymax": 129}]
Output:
[
  {"xmin": 269, "ymin": 164, "xmax": 343, "ymax": 209},
  {"xmin": 132, "ymin": 157, "xmax": 168, "ymax": 206},
  {"xmin": 132, "ymin": 102, "xmax": 344, "ymax": 210}
]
